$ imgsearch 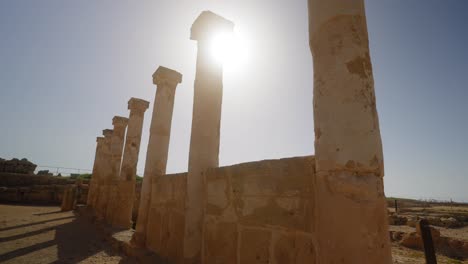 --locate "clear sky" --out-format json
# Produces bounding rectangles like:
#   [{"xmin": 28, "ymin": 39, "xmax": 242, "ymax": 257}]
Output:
[{"xmin": 1, "ymin": 1, "xmax": 467, "ymax": 202}]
